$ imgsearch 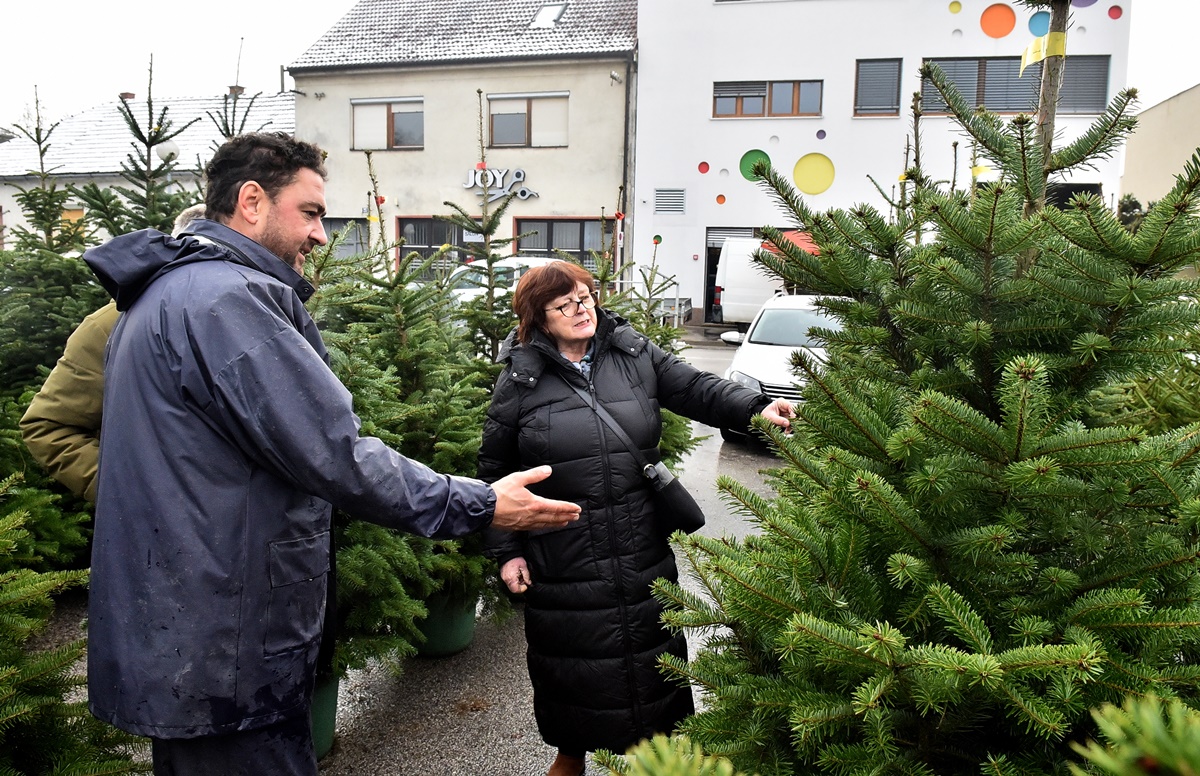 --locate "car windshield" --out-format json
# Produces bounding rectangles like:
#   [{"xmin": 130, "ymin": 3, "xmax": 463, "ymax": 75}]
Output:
[
  {"xmin": 747, "ymin": 308, "xmax": 838, "ymax": 347},
  {"xmin": 449, "ymin": 266, "xmax": 517, "ymax": 291}
]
